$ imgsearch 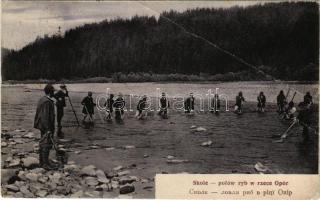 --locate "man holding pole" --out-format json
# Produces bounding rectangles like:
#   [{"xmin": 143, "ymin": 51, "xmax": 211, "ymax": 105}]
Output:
[
  {"xmin": 81, "ymin": 91, "xmax": 96, "ymax": 124},
  {"xmin": 54, "ymin": 84, "xmax": 68, "ymax": 138}
]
